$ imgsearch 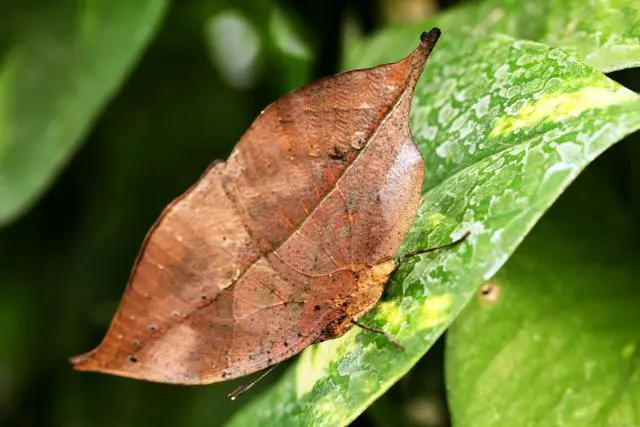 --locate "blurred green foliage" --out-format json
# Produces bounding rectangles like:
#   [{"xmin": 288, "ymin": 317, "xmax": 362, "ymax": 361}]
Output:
[
  {"xmin": 0, "ymin": 0, "xmax": 638, "ymax": 426},
  {"xmin": 447, "ymin": 165, "xmax": 640, "ymax": 427}
]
